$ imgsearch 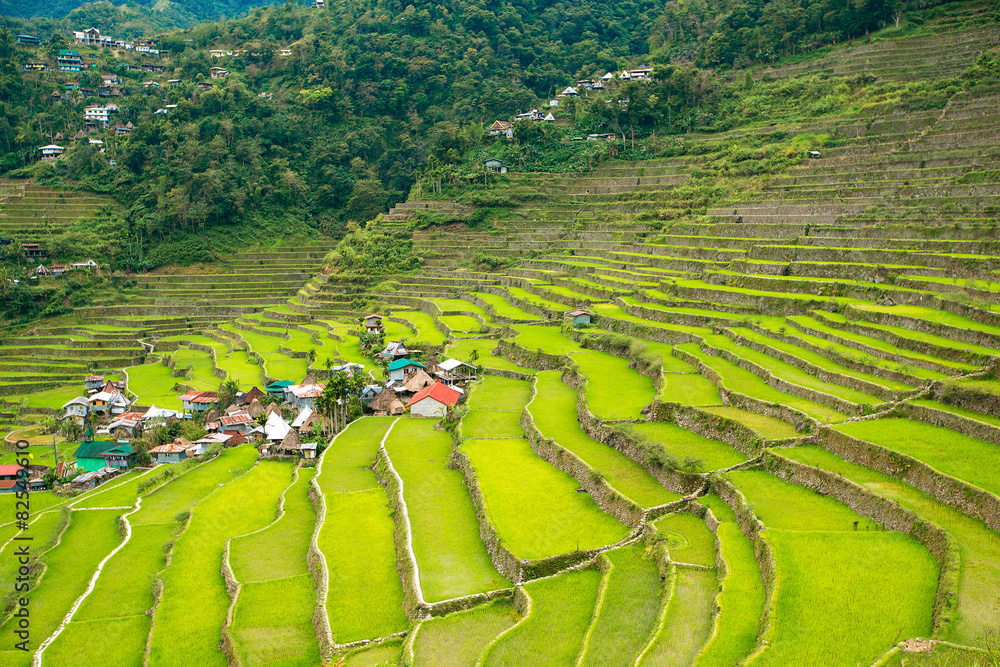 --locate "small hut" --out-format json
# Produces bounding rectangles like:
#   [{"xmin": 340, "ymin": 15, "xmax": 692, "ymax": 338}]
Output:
[
  {"xmin": 265, "ymin": 403, "xmax": 282, "ymax": 418},
  {"xmin": 202, "ymin": 408, "xmax": 219, "ymax": 425},
  {"xmin": 403, "ymin": 369, "xmax": 435, "ymax": 394},
  {"xmin": 274, "ymin": 429, "xmax": 301, "ymax": 457},
  {"xmin": 247, "ymin": 398, "xmax": 265, "ymax": 419},
  {"xmin": 369, "ymin": 388, "xmax": 404, "ymax": 416},
  {"xmin": 424, "ymin": 356, "xmax": 440, "ymax": 376}
]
